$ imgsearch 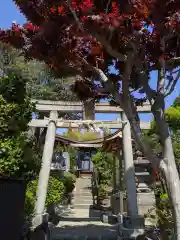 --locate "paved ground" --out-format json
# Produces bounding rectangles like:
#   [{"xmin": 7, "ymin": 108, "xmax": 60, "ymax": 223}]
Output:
[
  {"xmin": 51, "ymin": 177, "xmax": 118, "ymax": 240},
  {"xmin": 50, "ymin": 177, "xmax": 156, "ymax": 239}
]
